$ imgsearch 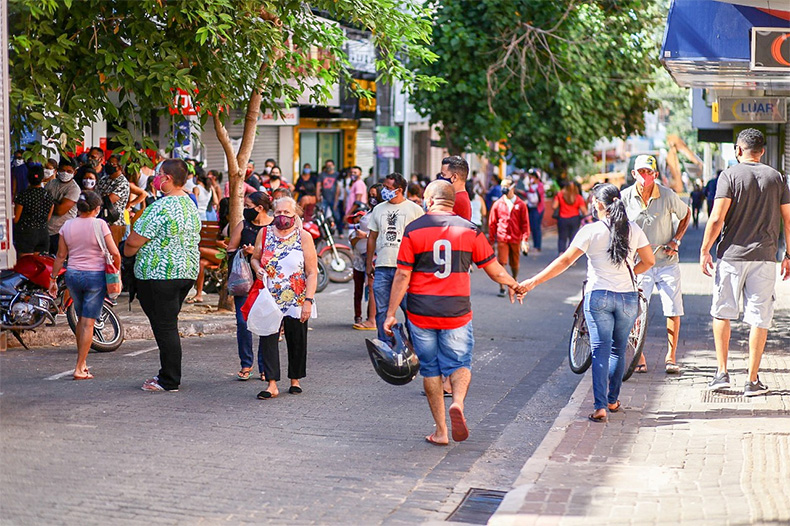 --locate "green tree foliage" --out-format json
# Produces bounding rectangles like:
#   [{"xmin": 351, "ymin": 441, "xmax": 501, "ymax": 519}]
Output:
[
  {"xmin": 412, "ymin": 0, "xmax": 660, "ymax": 175},
  {"xmin": 9, "ymin": 0, "xmax": 440, "ymax": 223}
]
